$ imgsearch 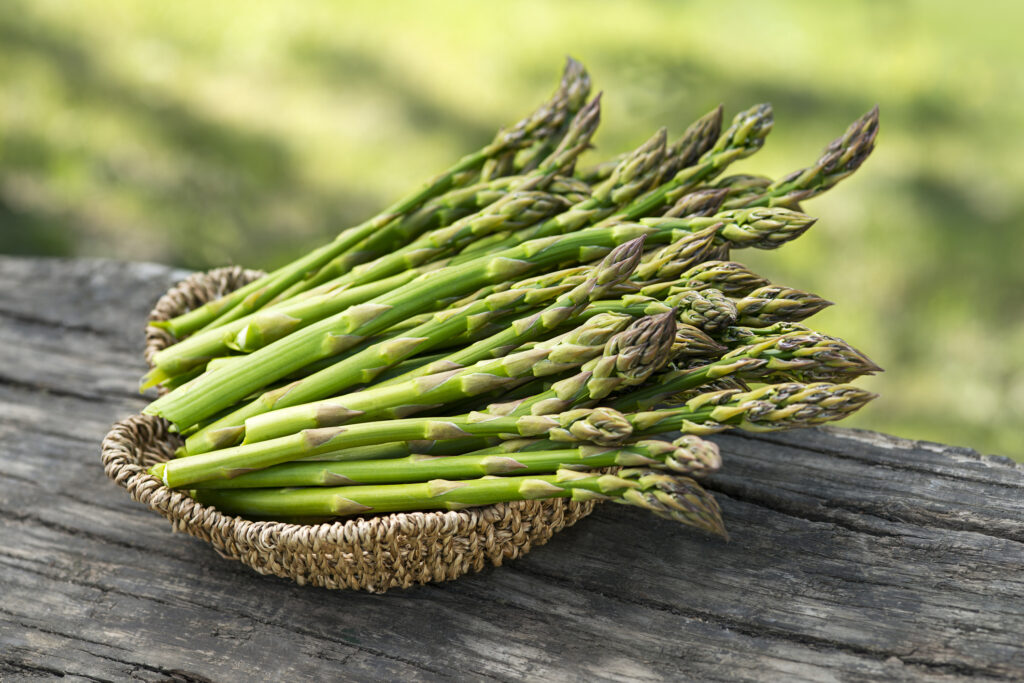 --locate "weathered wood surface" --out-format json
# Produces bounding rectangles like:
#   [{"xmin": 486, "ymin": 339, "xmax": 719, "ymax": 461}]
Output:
[{"xmin": 1, "ymin": 255, "xmax": 1022, "ymax": 682}]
